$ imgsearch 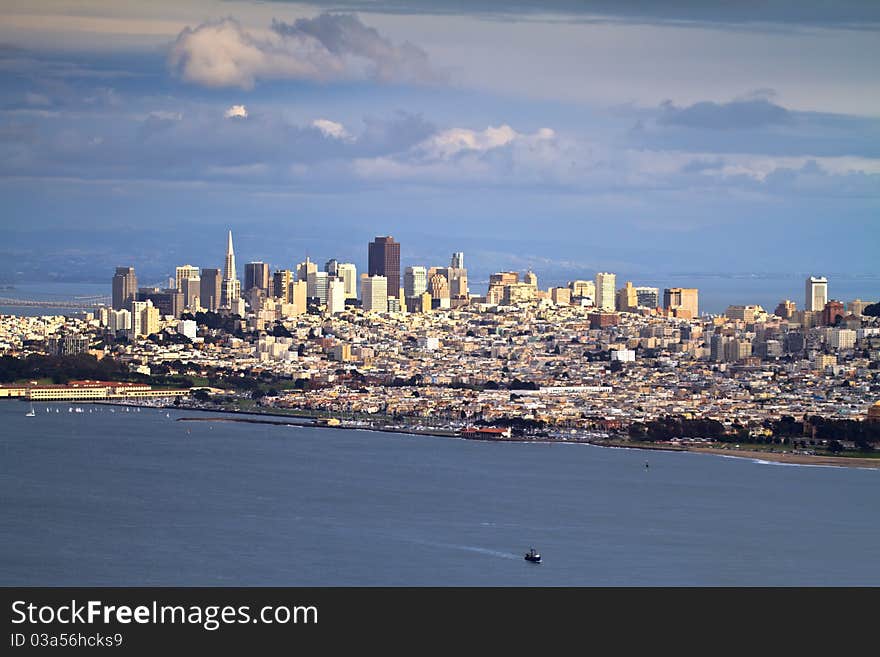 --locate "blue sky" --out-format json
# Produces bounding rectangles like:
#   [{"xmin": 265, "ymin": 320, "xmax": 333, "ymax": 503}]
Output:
[{"xmin": 0, "ymin": 0, "xmax": 878, "ymax": 301}]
